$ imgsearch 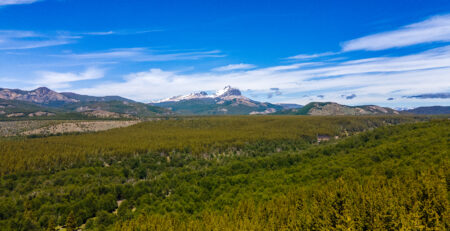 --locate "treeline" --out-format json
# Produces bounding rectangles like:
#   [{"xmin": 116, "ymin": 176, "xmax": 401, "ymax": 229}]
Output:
[
  {"xmin": 0, "ymin": 116, "xmax": 419, "ymax": 175},
  {"xmin": 0, "ymin": 118, "xmax": 447, "ymax": 230}
]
